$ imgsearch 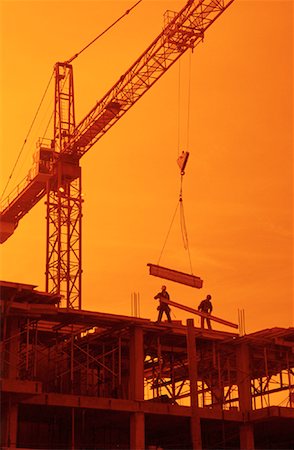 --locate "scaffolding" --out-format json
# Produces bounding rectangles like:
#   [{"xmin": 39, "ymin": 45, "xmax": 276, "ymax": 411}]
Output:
[{"xmin": 1, "ymin": 280, "xmax": 294, "ymax": 449}]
